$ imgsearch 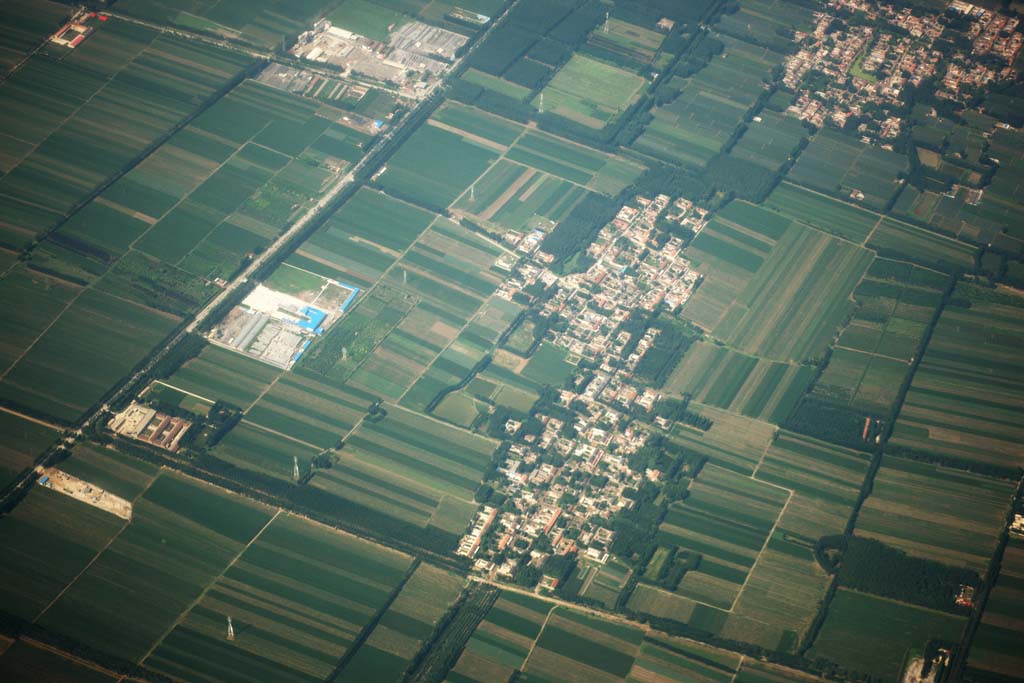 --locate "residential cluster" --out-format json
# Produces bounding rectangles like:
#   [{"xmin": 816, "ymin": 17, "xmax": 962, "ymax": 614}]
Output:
[
  {"xmin": 781, "ymin": 0, "xmax": 1021, "ymax": 138},
  {"xmin": 464, "ymin": 195, "xmax": 704, "ymax": 583}
]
